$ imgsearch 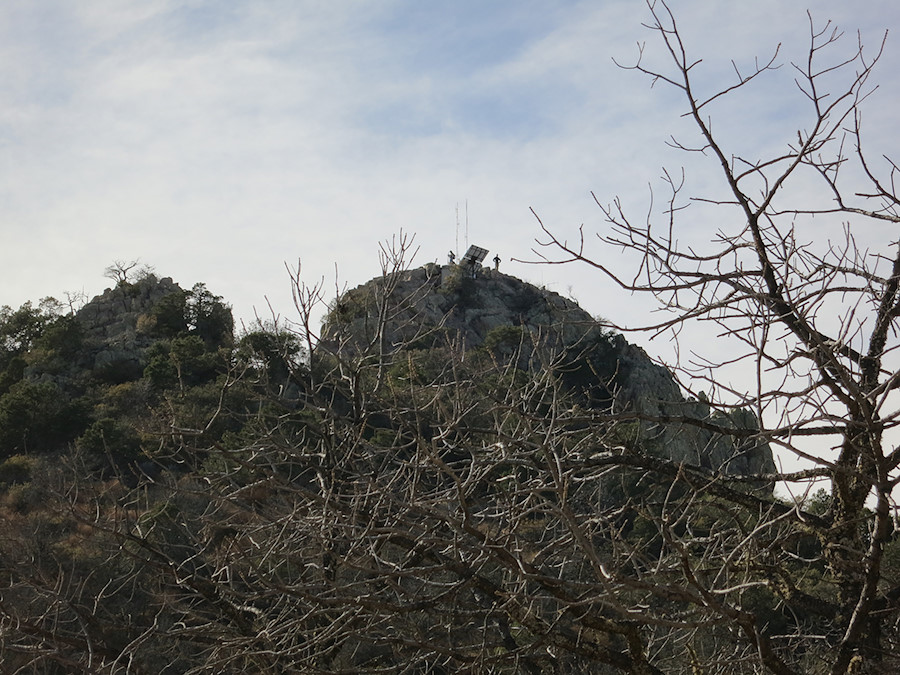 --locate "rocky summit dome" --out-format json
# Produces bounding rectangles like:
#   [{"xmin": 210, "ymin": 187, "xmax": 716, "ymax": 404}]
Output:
[{"xmin": 319, "ymin": 262, "xmax": 776, "ymax": 478}]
